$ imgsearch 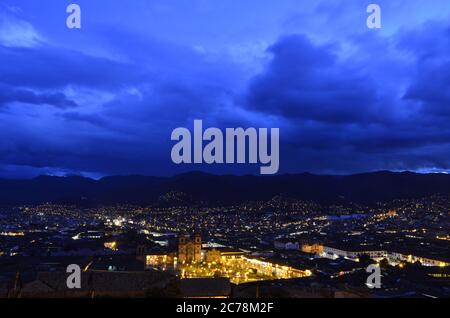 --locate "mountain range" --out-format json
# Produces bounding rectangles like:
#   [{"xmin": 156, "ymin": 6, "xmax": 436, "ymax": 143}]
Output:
[{"xmin": 1, "ymin": 171, "xmax": 450, "ymax": 205}]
